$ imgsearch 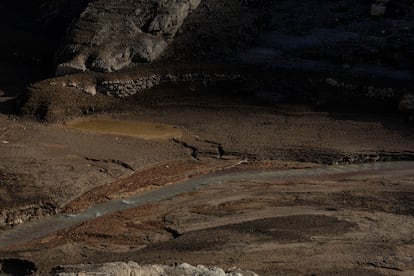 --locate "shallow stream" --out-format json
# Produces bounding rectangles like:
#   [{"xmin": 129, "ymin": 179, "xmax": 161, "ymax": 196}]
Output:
[{"xmin": 0, "ymin": 161, "xmax": 413, "ymax": 249}]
